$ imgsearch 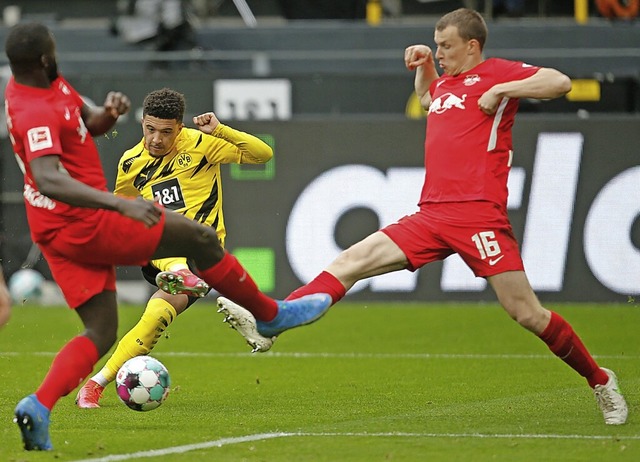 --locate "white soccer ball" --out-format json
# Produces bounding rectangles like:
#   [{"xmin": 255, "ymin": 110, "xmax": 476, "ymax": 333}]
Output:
[
  {"xmin": 8, "ymin": 268, "xmax": 44, "ymax": 303},
  {"xmin": 116, "ymin": 355, "xmax": 171, "ymax": 411}
]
